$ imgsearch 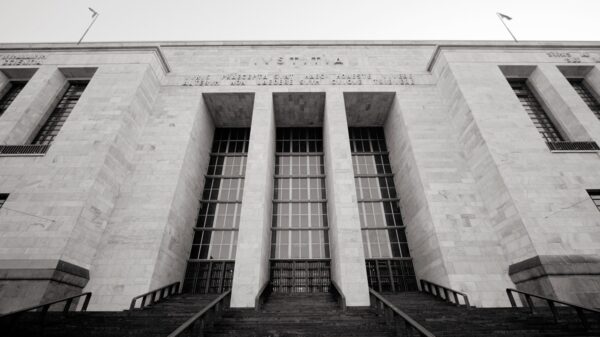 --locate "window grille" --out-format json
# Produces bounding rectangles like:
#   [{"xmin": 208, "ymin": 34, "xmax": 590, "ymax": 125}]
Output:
[
  {"xmin": 587, "ymin": 190, "xmax": 600, "ymax": 212},
  {"xmin": 569, "ymin": 79, "xmax": 600, "ymax": 120},
  {"xmin": 270, "ymin": 128, "xmax": 331, "ymax": 293},
  {"xmin": 349, "ymin": 127, "xmax": 417, "ymax": 292},
  {"xmin": 509, "ymin": 80, "xmax": 564, "ymax": 143},
  {"xmin": 31, "ymin": 81, "xmax": 88, "ymax": 146},
  {"xmin": 0, "ymin": 81, "xmax": 26, "ymax": 117},
  {"xmin": 0, "ymin": 194, "xmax": 8, "ymax": 209},
  {"xmin": 182, "ymin": 128, "xmax": 250, "ymax": 294}
]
